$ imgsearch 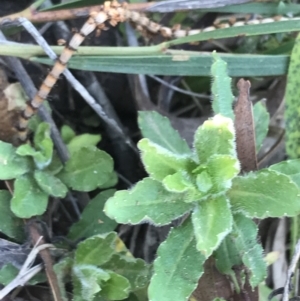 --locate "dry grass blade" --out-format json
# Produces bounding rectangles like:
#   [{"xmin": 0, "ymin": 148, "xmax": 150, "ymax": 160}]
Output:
[{"xmin": 0, "ymin": 239, "xmax": 53, "ymax": 300}]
